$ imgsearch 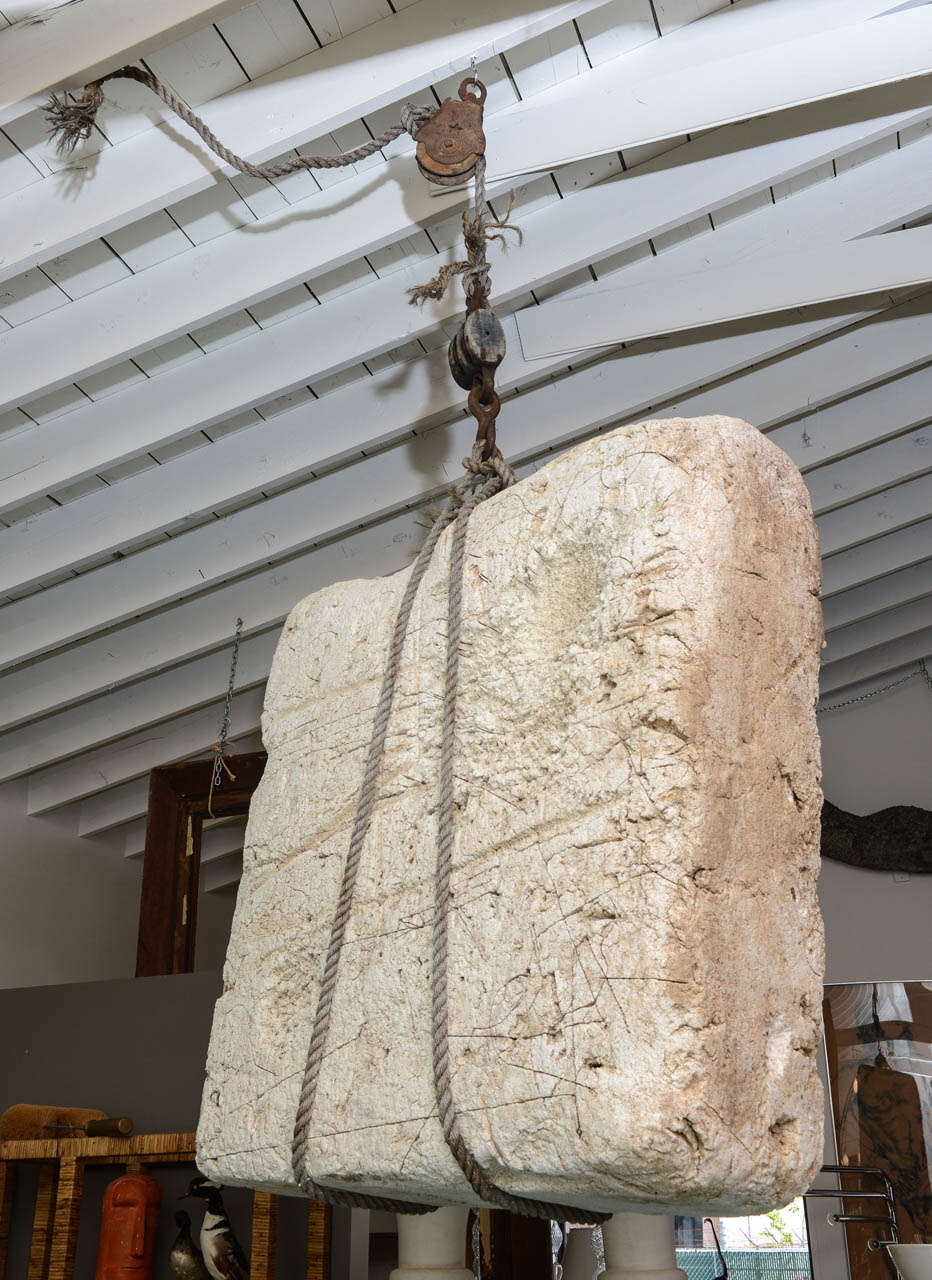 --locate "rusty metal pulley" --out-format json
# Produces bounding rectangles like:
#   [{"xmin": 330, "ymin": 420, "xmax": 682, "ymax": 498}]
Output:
[
  {"xmin": 448, "ymin": 307, "xmax": 506, "ymax": 390},
  {"xmin": 414, "ymin": 78, "xmax": 487, "ymax": 187}
]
